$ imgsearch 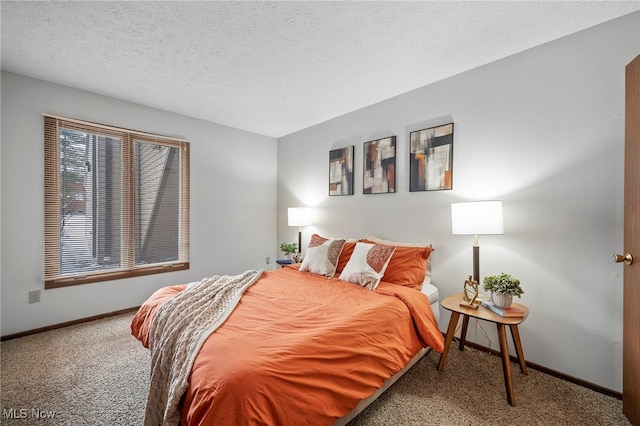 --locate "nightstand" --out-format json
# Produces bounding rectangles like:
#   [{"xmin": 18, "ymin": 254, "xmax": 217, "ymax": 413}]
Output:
[{"xmin": 437, "ymin": 292, "xmax": 529, "ymax": 406}]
